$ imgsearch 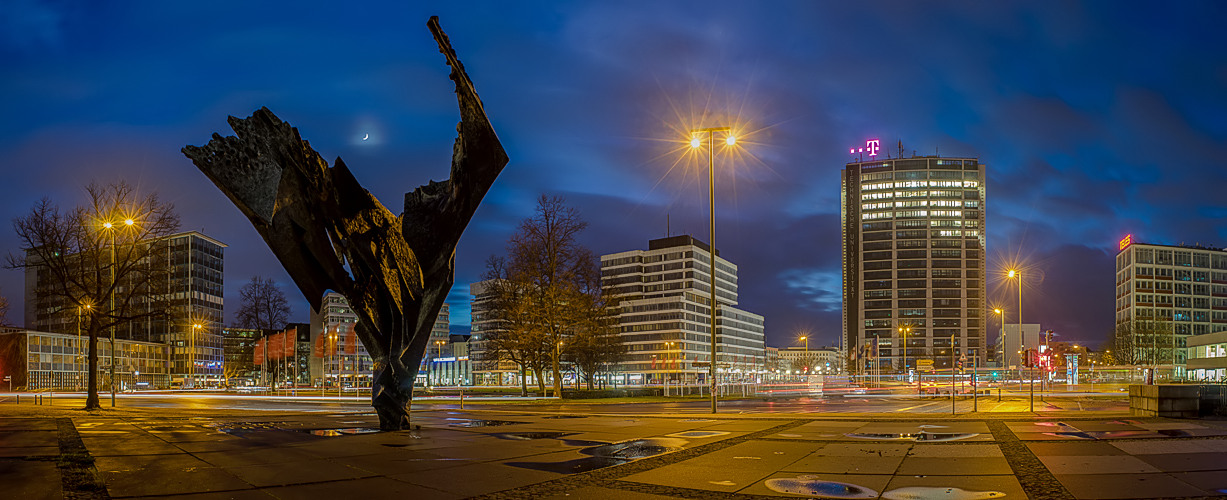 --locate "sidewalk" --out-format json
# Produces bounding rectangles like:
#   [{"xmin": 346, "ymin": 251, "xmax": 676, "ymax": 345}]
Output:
[{"xmin": 2, "ymin": 403, "xmax": 1226, "ymax": 499}]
